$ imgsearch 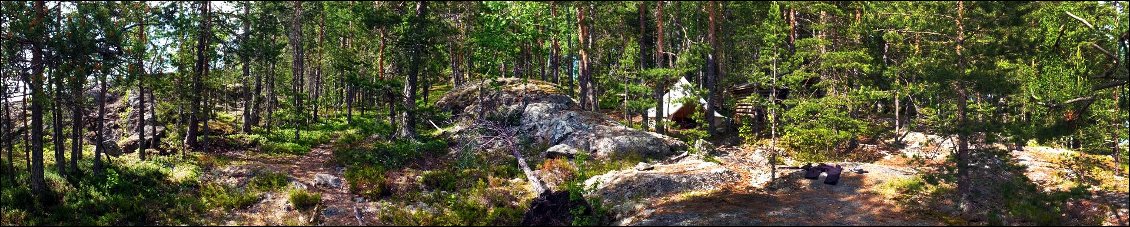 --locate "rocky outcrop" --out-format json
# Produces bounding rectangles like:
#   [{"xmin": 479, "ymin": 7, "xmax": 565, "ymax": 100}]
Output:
[
  {"xmin": 436, "ymin": 78, "xmax": 687, "ymax": 160},
  {"xmin": 583, "ymin": 158, "xmax": 739, "ymax": 219},
  {"xmin": 314, "ymin": 173, "xmax": 343, "ymax": 189},
  {"xmin": 117, "ymin": 125, "xmax": 166, "ymax": 153}
]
